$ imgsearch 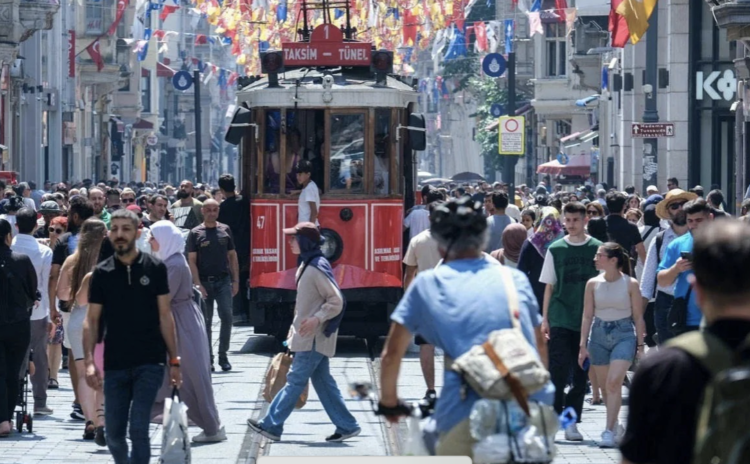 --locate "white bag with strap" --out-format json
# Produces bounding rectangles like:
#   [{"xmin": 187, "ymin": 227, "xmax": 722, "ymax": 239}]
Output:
[
  {"xmin": 451, "ymin": 265, "xmax": 549, "ymax": 414},
  {"xmin": 159, "ymin": 387, "xmax": 191, "ymax": 464}
]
